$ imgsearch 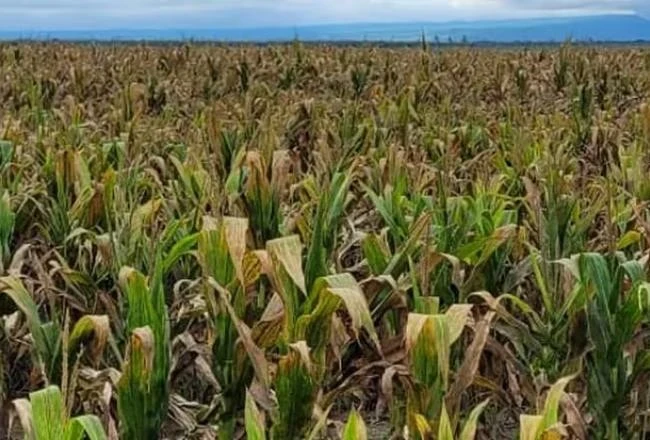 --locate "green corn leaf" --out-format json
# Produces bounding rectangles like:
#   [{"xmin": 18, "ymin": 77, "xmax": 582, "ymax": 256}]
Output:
[
  {"xmin": 65, "ymin": 415, "xmax": 107, "ymax": 440},
  {"xmin": 617, "ymin": 230, "xmax": 641, "ymax": 249},
  {"xmin": 0, "ymin": 192, "xmax": 15, "ymax": 269},
  {"xmin": 30, "ymin": 386, "xmax": 66, "ymax": 440},
  {"xmin": 117, "ymin": 326, "xmax": 157, "ymax": 440},
  {"xmin": 245, "ymin": 390, "xmax": 266, "ymax": 440},
  {"xmin": 0, "ymin": 276, "xmax": 60, "ymax": 381},
  {"xmin": 305, "ymin": 172, "xmax": 351, "ymax": 290},
  {"xmin": 540, "ymin": 375, "xmax": 574, "ymax": 432},
  {"xmin": 459, "ymin": 399, "xmax": 490, "ymax": 440},
  {"xmin": 118, "ymin": 261, "xmax": 170, "ymax": 440},
  {"xmin": 198, "ymin": 216, "xmax": 236, "ymax": 289},
  {"xmin": 271, "ymin": 342, "xmax": 316, "ymax": 440},
  {"xmin": 0, "ymin": 140, "xmax": 13, "ymax": 169},
  {"xmin": 362, "ymin": 233, "xmax": 390, "ymax": 275},
  {"xmin": 342, "ymin": 408, "xmax": 367, "ymax": 440},
  {"xmin": 162, "ymin": 232, "xmax": 198, "ymax": 275},
  {"xmin": 438, "ymin": 404, "xmax": 454, "ymax": 440}
]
